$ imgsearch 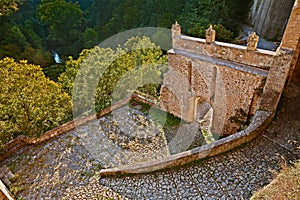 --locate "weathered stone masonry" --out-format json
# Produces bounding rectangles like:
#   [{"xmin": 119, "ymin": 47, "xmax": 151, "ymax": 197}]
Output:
[{"xmin": 160, "ymin": 1, "xmax": 300, "ymax": 136}]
